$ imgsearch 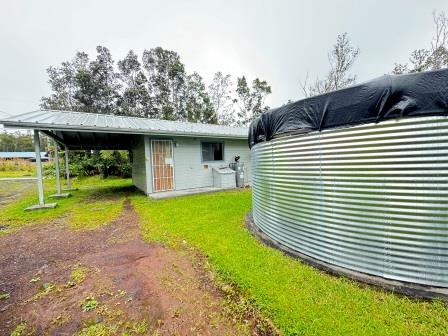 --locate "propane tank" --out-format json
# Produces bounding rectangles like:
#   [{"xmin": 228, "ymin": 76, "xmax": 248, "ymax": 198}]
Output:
[{"xmin": 229, "ymin": 156, "xmax": 245, "ymax": 188}]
